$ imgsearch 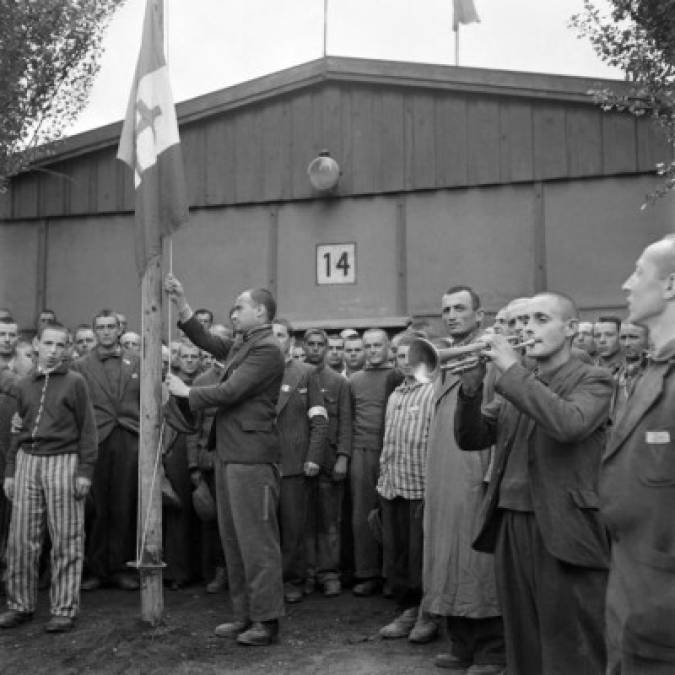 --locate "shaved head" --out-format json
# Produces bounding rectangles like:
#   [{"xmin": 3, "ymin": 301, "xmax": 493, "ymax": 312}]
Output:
[
  {"xmin": 533, "ymin": 292, "xmax": 578, "ymax": 322},
  {"xmin": 647, "ymin": 236, "xmax": 675, "ymax": 279},
  {"xmin": 363, "ymin": 328, "xmax": 388, "ymax": 345}
]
